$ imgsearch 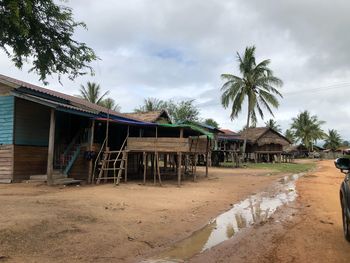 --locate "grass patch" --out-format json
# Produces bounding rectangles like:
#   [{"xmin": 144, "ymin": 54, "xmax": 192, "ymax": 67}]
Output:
[
  {"xmin": 220, "ymin": 161, "xmax": 316, "ymax": 174},
  {"xmin": 244, "ymin": 162, "xmax": 316, "ymax": 174}
]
